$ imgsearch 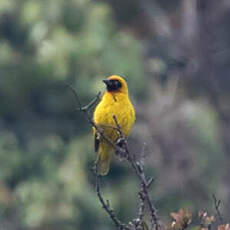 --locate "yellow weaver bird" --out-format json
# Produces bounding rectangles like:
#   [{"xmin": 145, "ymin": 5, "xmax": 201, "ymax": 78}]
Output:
[{"xmin": 93, "ymin": 75, "xmax": 135, "ymax": 175}]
